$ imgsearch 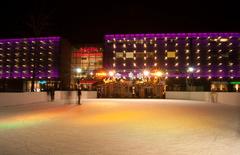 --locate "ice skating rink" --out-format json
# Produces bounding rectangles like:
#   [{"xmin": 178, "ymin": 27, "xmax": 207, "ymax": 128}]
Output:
[{"xmin": 0, "ymin": 99, "xmax": 240, "ymax": 155}]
